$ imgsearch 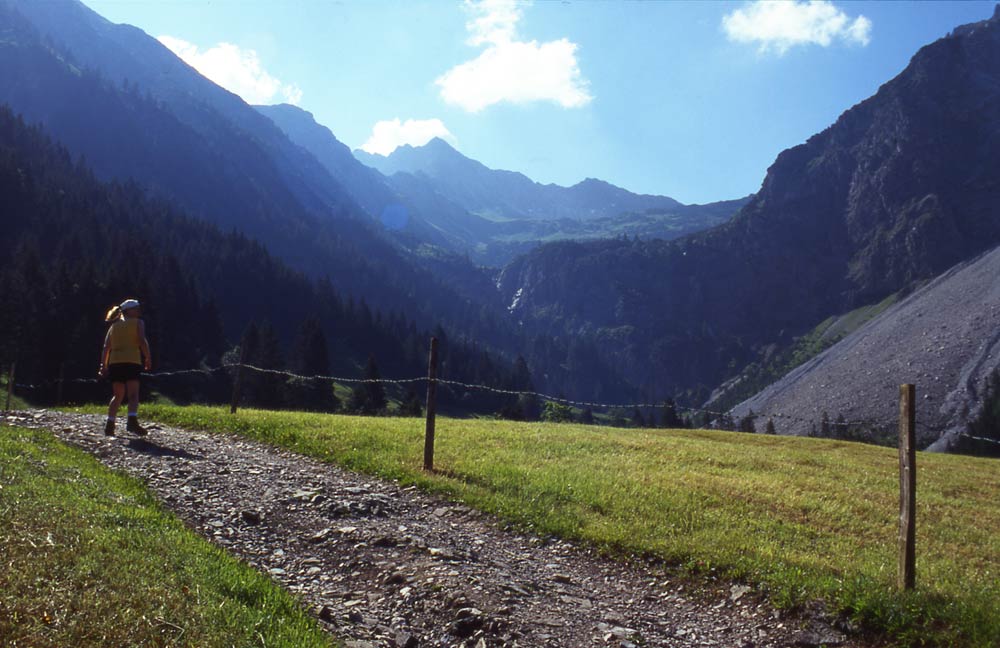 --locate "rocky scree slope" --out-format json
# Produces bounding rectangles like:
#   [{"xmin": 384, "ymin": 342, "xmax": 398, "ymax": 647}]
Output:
[{"xmin": 732, "ymin": 243, "xmax": 1000, "ymax": 449}]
